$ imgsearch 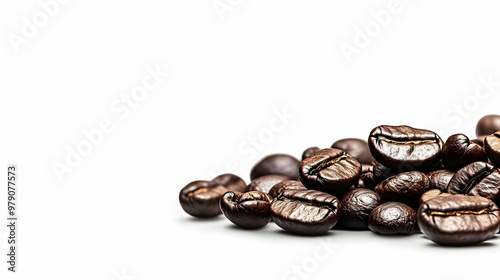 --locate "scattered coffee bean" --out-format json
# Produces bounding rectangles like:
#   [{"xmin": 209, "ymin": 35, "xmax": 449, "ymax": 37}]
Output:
[
  {"xmin": 331, "ymin": 138, "xmax": 375, "ymax": 164},
  {"xmin": 246, "ymin": 175, "xmax": 288, "ymax": 194},
  {"xmin": 220, "ymin": 191, "xmax": 273, "ymax": 228},
  {"xmin": 368, "ymin": 202, "xmax": 418, "ymax": 235},
  {"xmin": 302, "ymin": 147, "xmax": 320, "ymax": 160},
  {"xmin": 374, "ymin": 171, "xmax": 431, "ymax": 209},
  {"xmin": 179, "ymin": 180, "xmax": 228, "ymax": 218},
  {"xmin": 426, "ymin": 169, "xmax": 454, "ymax": 192},
  {"xmin": 368, "ymin": 125, "xmax": 443, "ymax": 171},
  {"xmin": 270, "ymin": 189, "xmax": 340, "ymax": 235},
  {"xmin": 418, "ymin": 194, "xmax": 500, "ymax": 246},
  {"xmin": 268, "ymin": 180, "xmax": 307, "ymax": 198},
  {"xmin": 299, "ymin": 148, "xmax": 361, "ymax": 195},
  {"xmin": 447, "ymin": 161, "xmax": 500, "ymax": 204},
  {"xmin": 442, "ymin": 134, "xmax": 487, "ymax": 171},
  {"xmin": 338, "ymin": 188, "xmax": 381, "ymax": 230},
  {"xmin": 484, "ymin": 130, "xmax": 500, "ymax": 167},
  {"xmin": 476, "ymin": 114, "xmax": 500, "ymax": 137},
  {"xmin": 250, "ymin": 154, "xmax": 300, "ymax": 180},
  {"xmin": 211, "ymin": 173, "xmax": 247, "ymax": 192}
]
